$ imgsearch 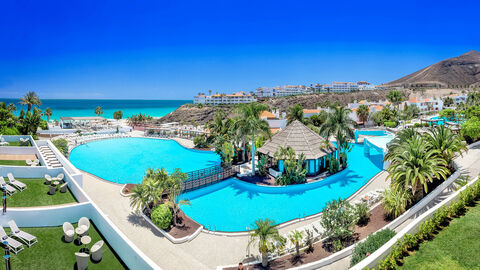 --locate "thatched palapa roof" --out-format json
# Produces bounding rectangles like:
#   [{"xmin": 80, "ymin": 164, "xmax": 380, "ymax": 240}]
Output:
[{"xmin": 258, "ymin": 120, "xmax": 336, "ymax": 160}]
